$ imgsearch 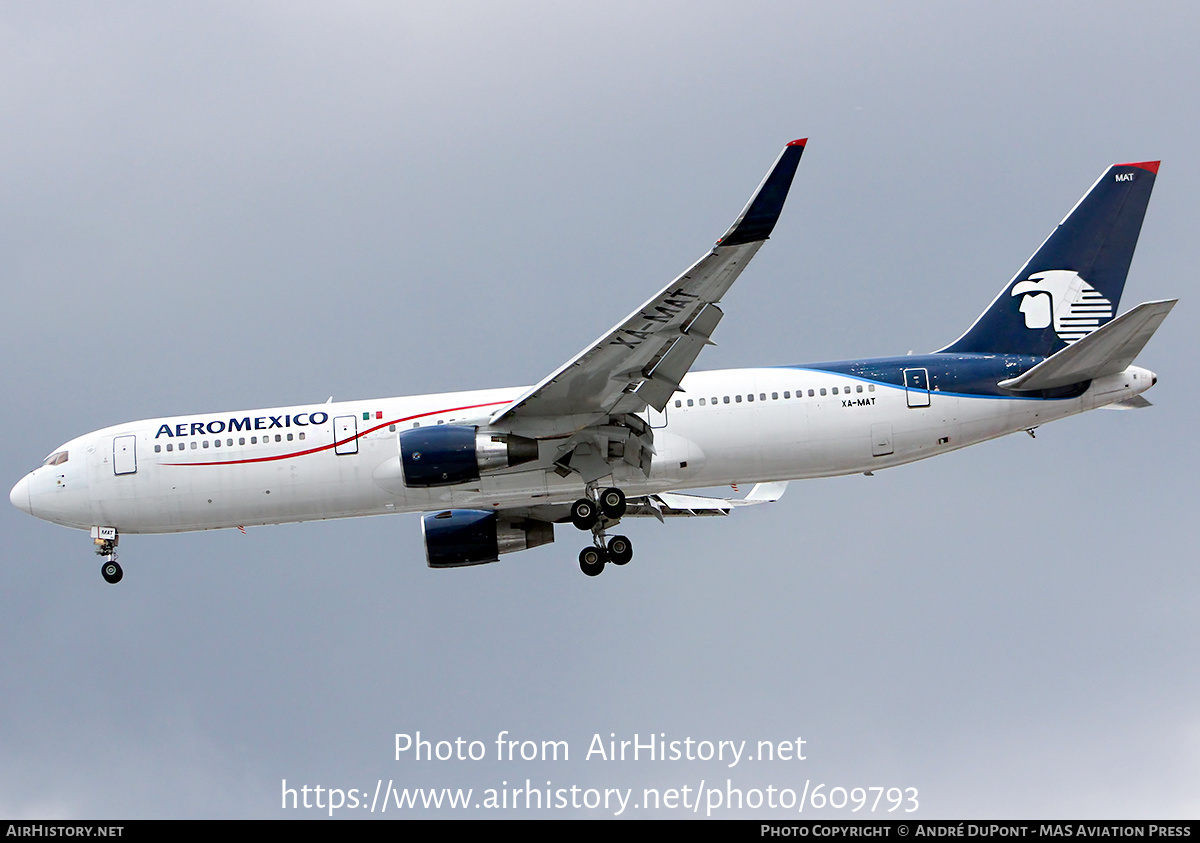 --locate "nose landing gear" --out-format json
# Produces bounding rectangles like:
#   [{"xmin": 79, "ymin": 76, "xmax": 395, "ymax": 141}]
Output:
[
  {"xmin": 571, "ymin": 488, "xmax": 633, "ymax": 577},
  {"xmin": 92, "ymin": 526, "xmax": 122, "ymax": 584}
]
